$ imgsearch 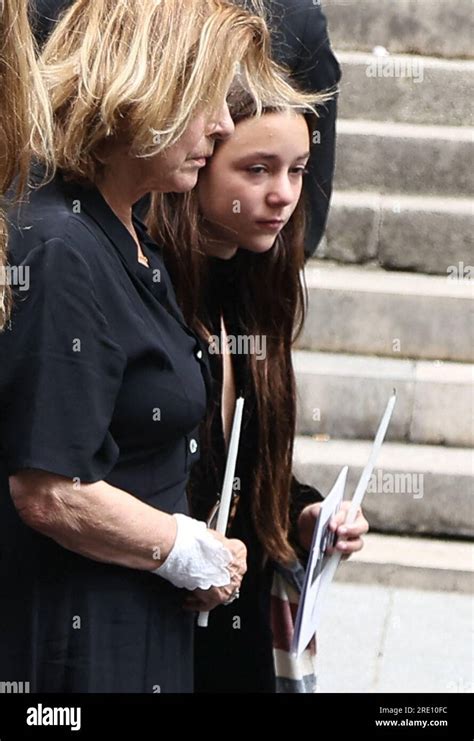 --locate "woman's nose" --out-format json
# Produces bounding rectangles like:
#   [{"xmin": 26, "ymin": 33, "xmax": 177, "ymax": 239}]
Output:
[{"xmin": 206, "ymin": 102, "xmax": 235, "ymax": 140}]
